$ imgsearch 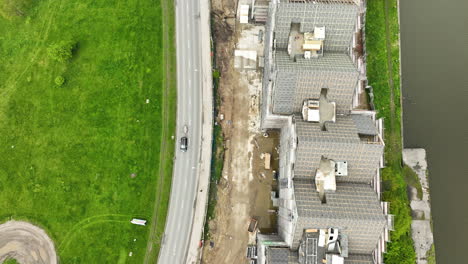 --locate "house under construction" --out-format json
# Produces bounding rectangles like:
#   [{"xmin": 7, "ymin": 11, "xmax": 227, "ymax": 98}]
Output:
[
  {"xmin": 261, "ymin": 0, "xmax": 368, "ymax": 129},
  {"xmin": 252, "ymin": 1, "xmax": 394, "ymax": 264}
]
